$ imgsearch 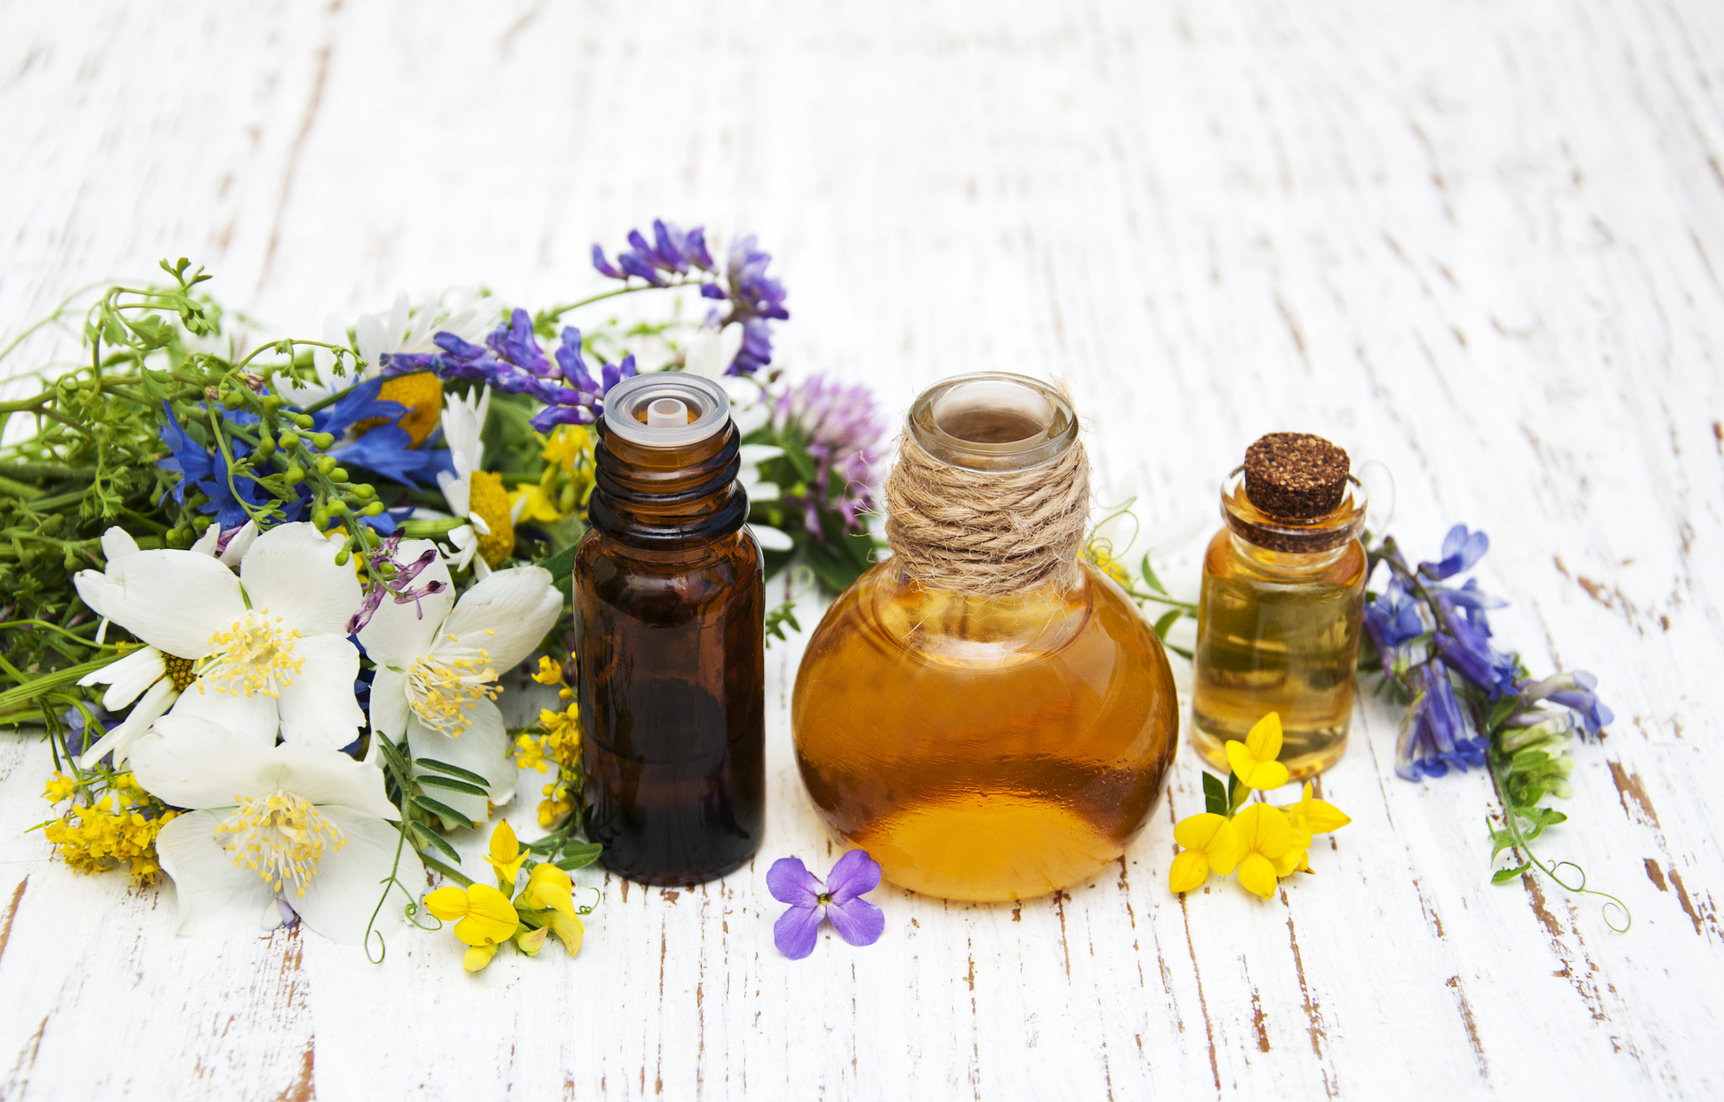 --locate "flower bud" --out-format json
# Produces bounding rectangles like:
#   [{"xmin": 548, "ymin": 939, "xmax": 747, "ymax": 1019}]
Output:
[
  {"xmin": 312, "ymin": 432, "xmax": 335, "ymax": 450},
  {"xmin": 279, "ymin": 432, "xmax": 301, "ymax": 451}
]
